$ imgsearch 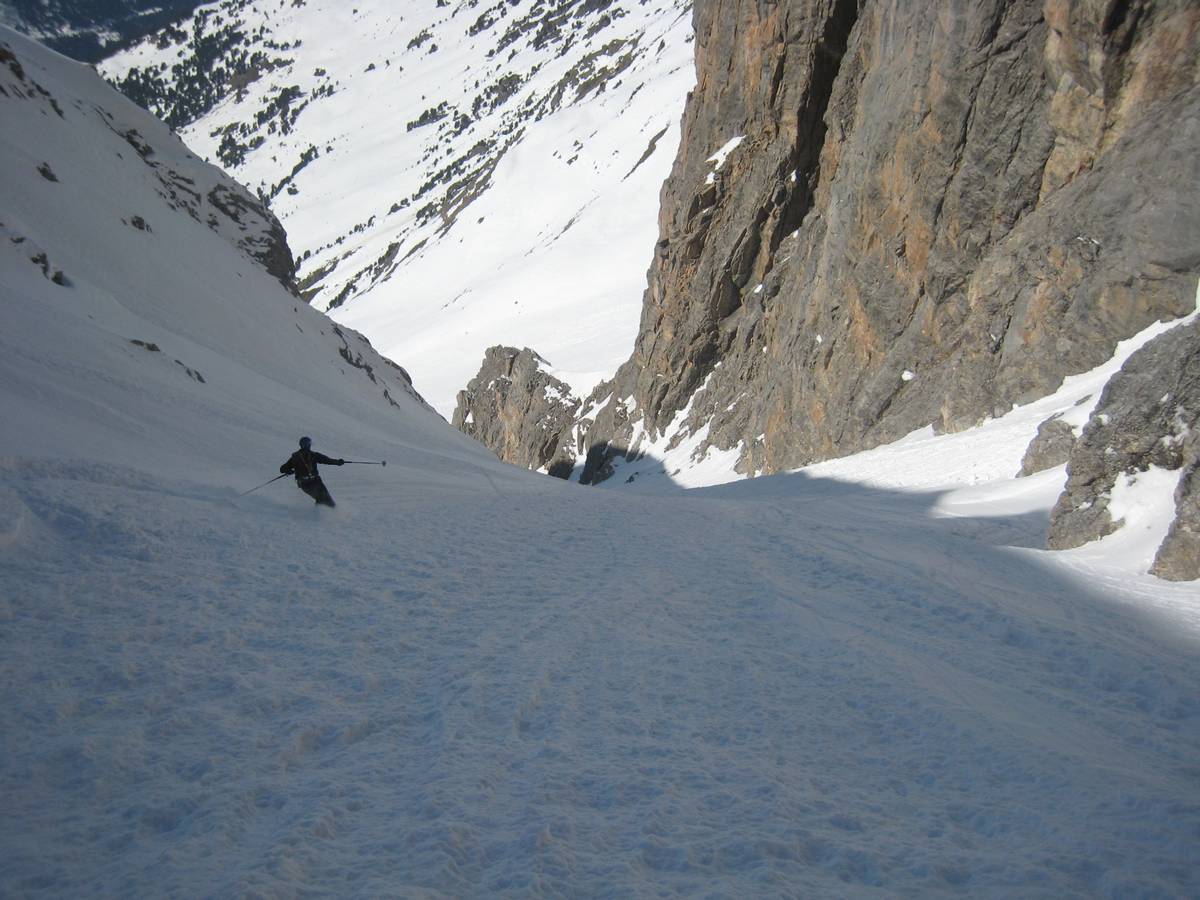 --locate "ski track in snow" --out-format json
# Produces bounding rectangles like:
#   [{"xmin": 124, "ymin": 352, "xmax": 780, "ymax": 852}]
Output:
[{"xmin": 2, "ymin": 459, "xmax": 1198, "ymax": 897}]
